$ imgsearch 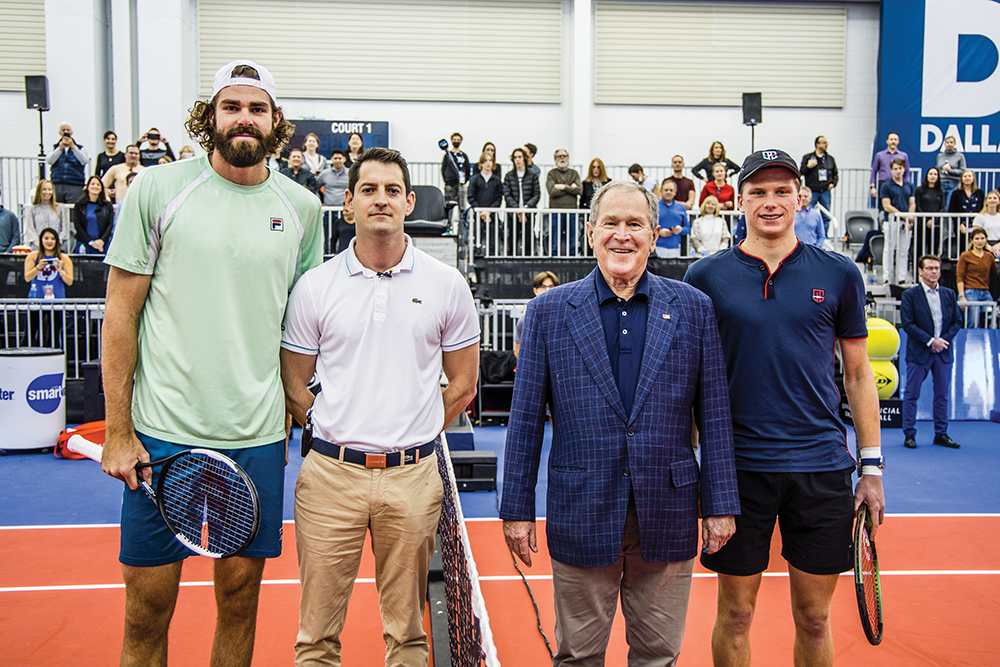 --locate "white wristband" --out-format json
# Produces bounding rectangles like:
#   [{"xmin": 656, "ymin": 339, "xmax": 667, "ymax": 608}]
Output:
[{"xmin": 859, "ymin": 447, "xmax": 882, "ymax": 477}]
